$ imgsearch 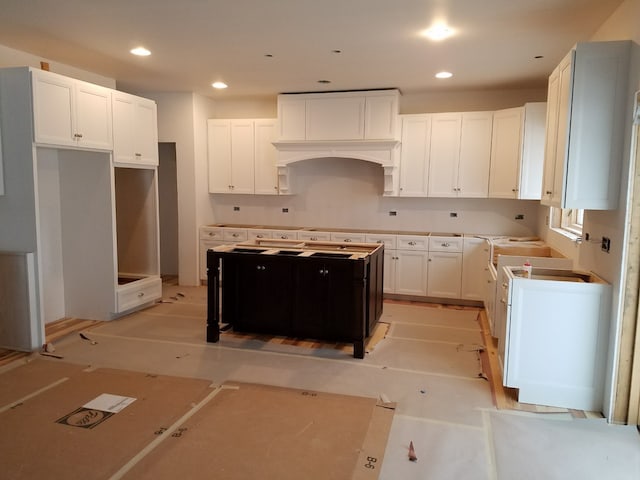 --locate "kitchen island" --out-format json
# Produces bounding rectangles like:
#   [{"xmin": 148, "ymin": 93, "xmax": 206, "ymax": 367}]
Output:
[{"xmin": 206, "ymin": 239, "xmax": 384, "ymax": 358}]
